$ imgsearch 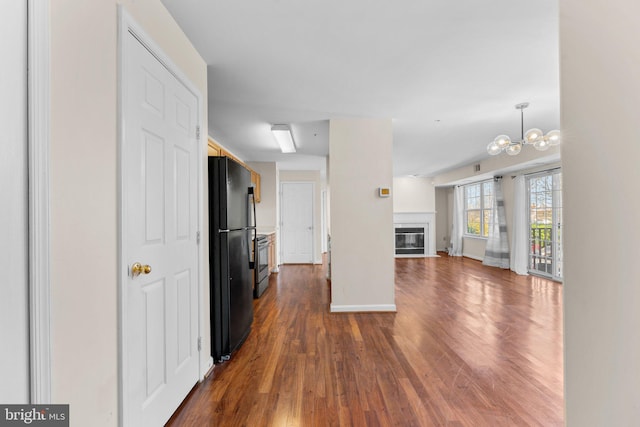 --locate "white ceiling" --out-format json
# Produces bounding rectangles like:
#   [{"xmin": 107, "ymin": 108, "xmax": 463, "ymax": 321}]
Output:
[{"xmin": 161, "ymin": 0, "xmax": 560, "ymax": 177}]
